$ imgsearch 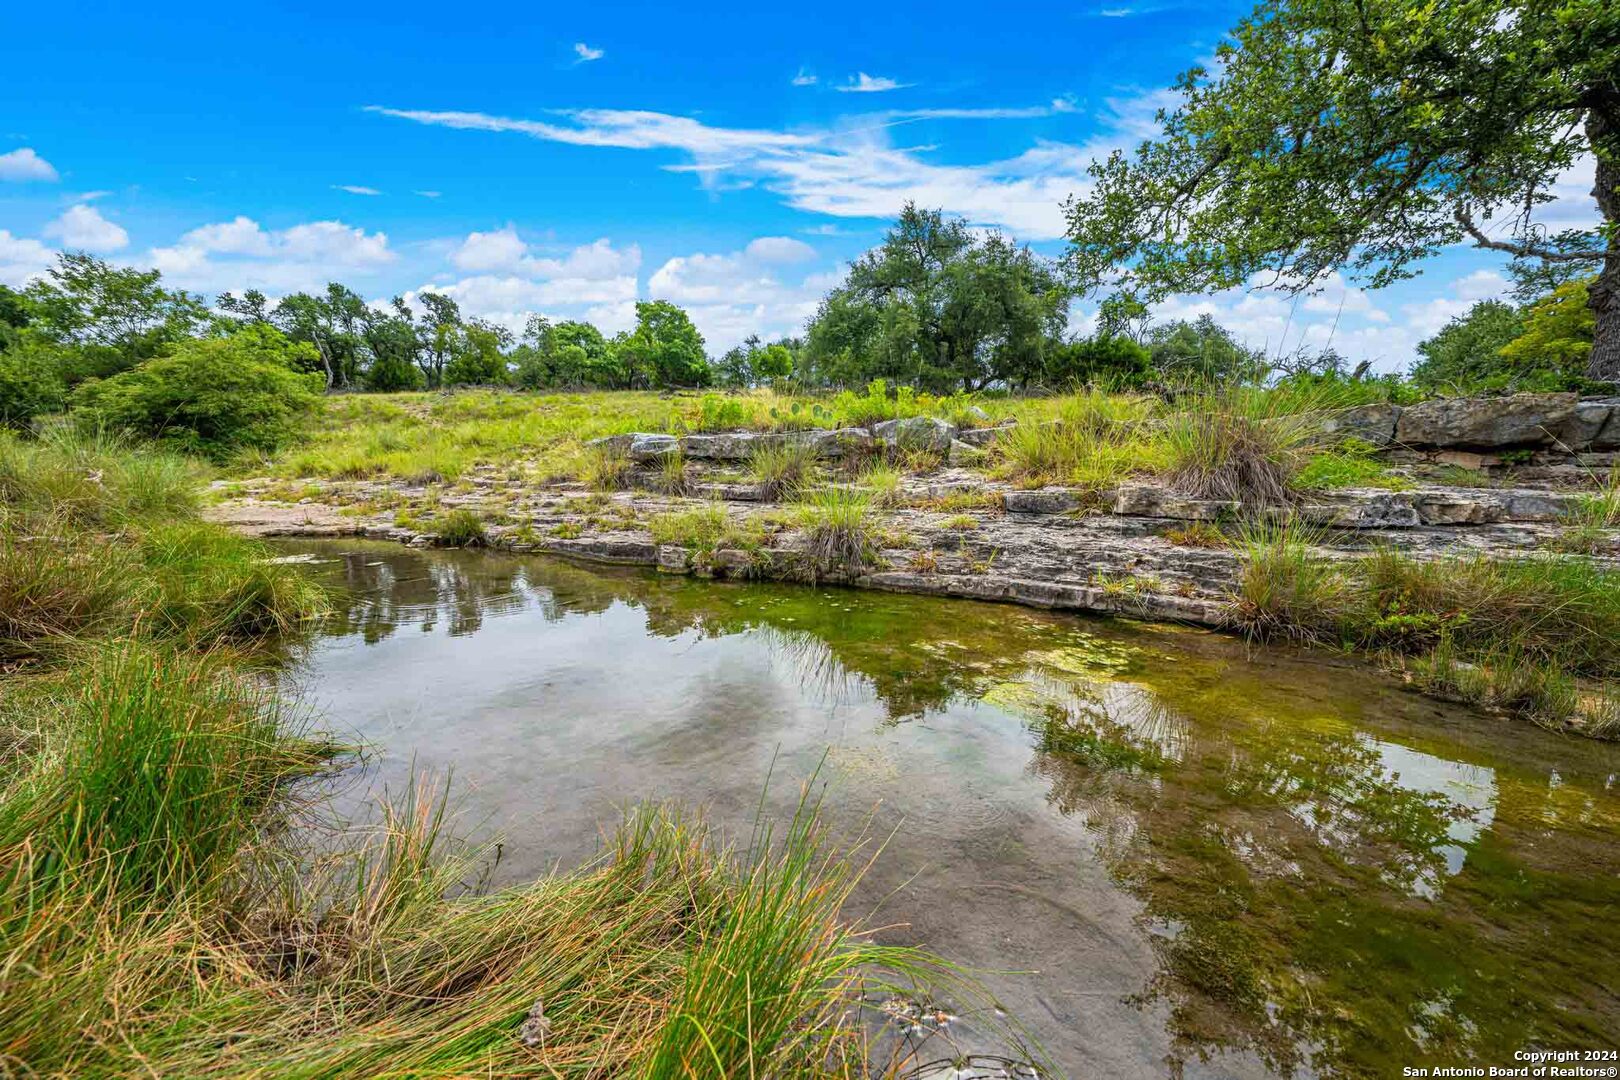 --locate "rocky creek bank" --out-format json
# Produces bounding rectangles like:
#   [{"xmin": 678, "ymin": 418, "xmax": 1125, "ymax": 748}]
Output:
[{"xmin": 210, "ymin": 392, "xmax": 1620, "ymax": 631}]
